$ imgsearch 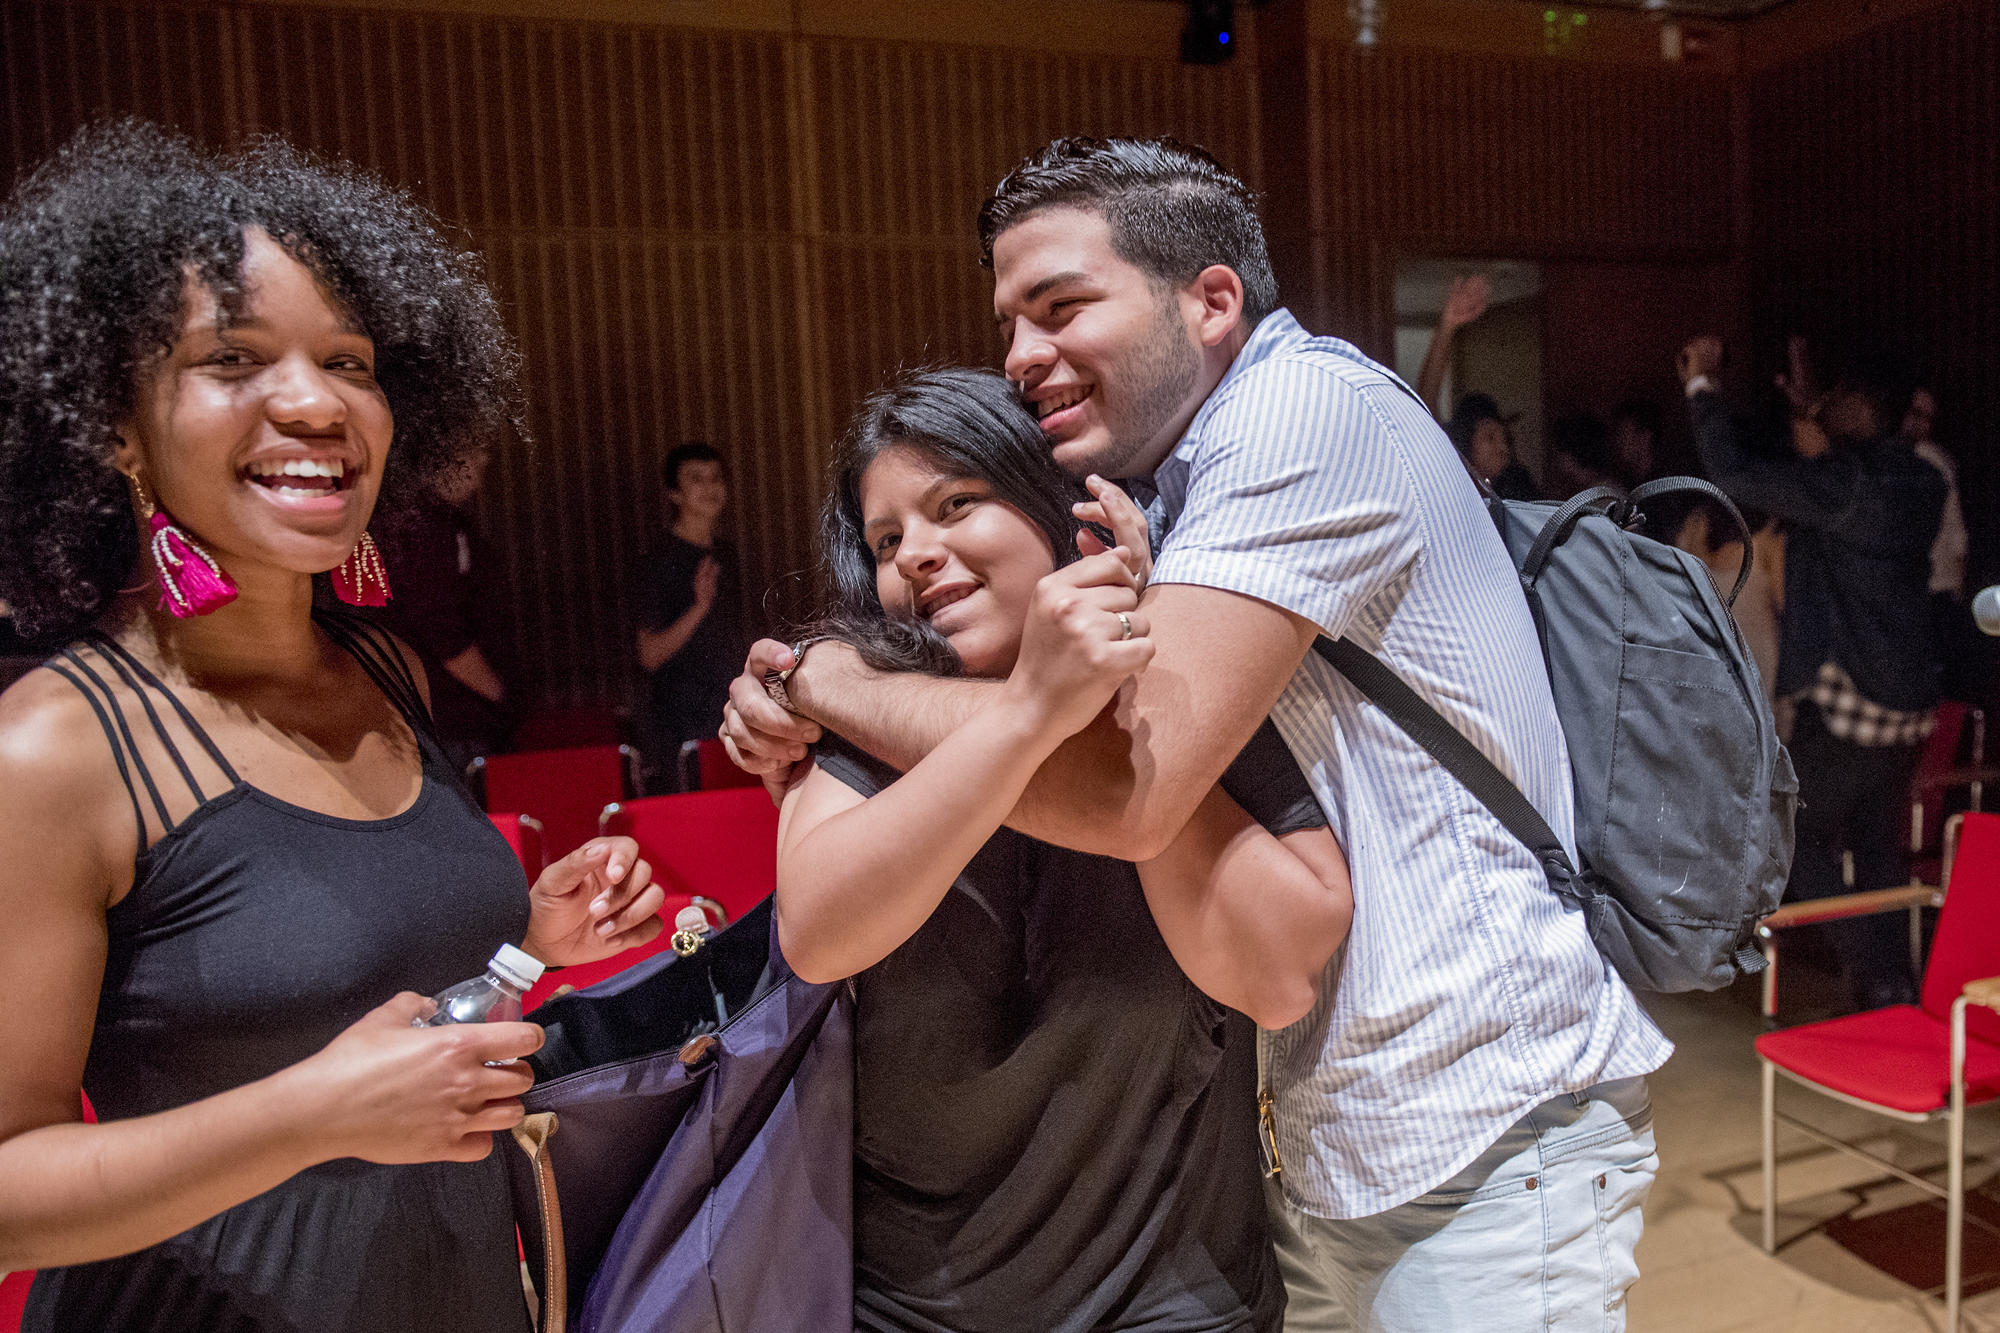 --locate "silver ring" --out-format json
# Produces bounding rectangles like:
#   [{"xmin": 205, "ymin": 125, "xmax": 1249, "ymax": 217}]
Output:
[{"xmin": 1116, "ymin": 611, "xmax": 1134, "ymax": 641}]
